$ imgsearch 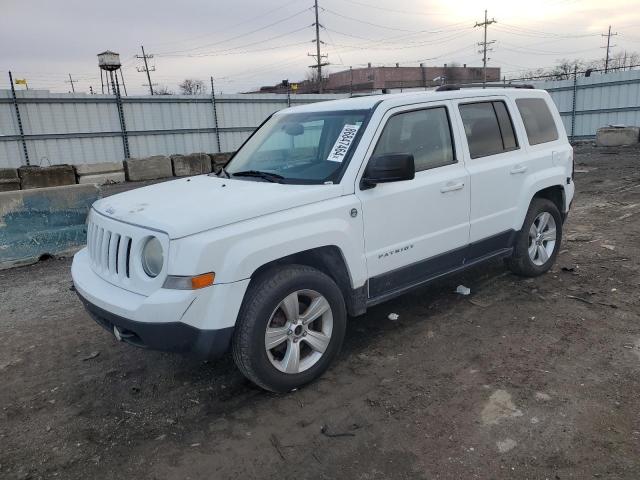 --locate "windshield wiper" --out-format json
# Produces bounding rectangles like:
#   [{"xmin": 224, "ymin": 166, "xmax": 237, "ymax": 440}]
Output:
[{"xmin": 231, "ymin": 170, "xmax": 285, "ymax": 183}]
